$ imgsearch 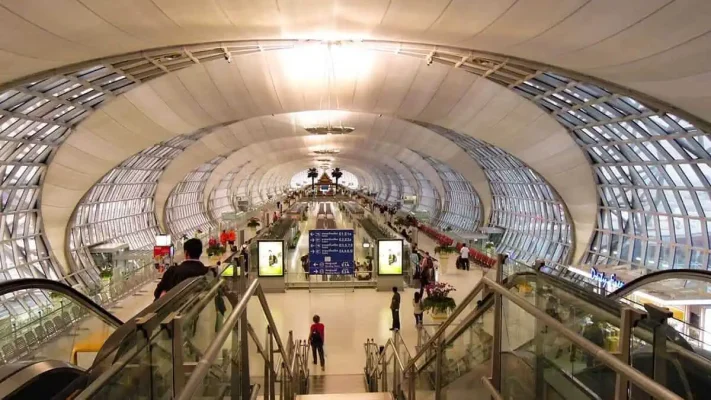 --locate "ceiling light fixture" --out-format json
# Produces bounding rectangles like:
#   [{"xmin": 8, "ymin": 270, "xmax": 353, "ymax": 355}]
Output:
[
  {"xmin": 312, "ymin": 149, "xmax": 340, "ymax": 155},
  {"xmin": 305, "ymin": 125, "xmax": 354, "ymax": 135}
]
